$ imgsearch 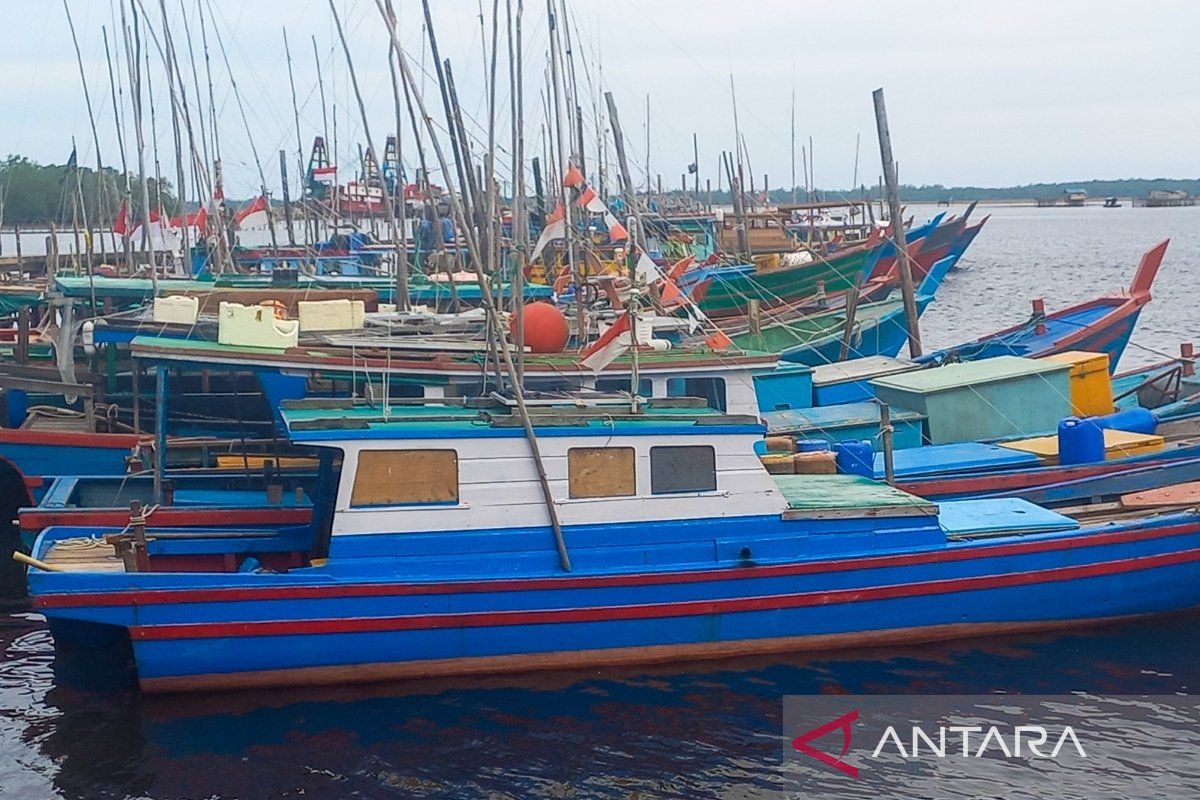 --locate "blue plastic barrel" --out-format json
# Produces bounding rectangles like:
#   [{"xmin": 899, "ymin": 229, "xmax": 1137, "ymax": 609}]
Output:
[
  {"xmin": 796, "ymin": 439, "xmax": 831, "ymax": 453},
  {"xmin": 1095, "ymin": 407, "xmax": 1158, "ymax": 435},
  {"xmin": 1058, "ymin": 416, "xmax": 1106, "ymax": 465},
  {"xmin": 835, "ymin": 440, "xmax": 875, "ymax": 477}
]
